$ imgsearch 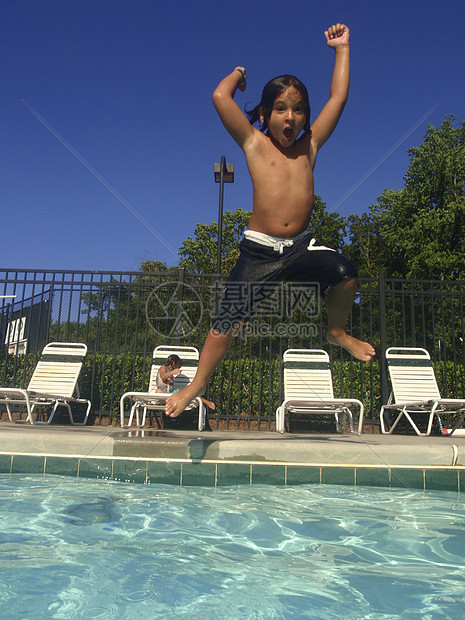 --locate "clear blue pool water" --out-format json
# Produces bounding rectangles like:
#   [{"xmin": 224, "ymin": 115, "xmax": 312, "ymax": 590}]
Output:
[{"xmin": 0, "ymin": 474, "xmax": 465, "ymax": 619}]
